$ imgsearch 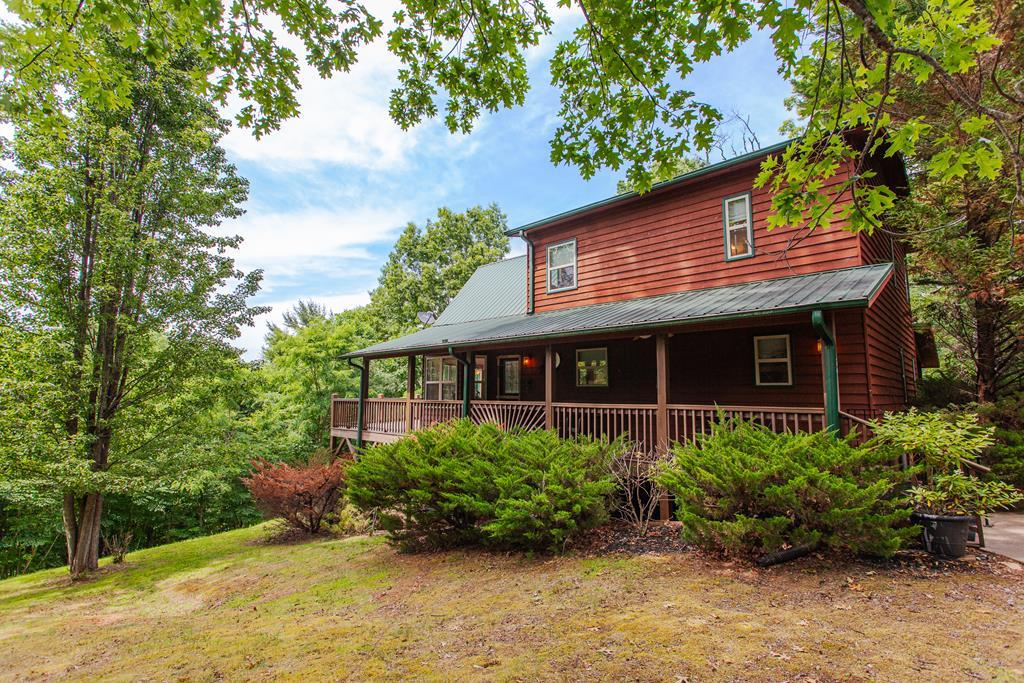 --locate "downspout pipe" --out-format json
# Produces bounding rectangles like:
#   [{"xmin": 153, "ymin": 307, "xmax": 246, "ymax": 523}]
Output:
[
  {"xmin": 347, "ymin": 357, "xmax": 367, "ymax": 451},
  {"xmin": 811, "ymin": 310, "xmax": 841, "ymax": 434},
  {"xmin": 520, "ymin": 230, "xmax": 535, "ymax": 314},
  {"xmin": 449, "ymin": 346, "xmax": 472, "ymax": 418}
]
